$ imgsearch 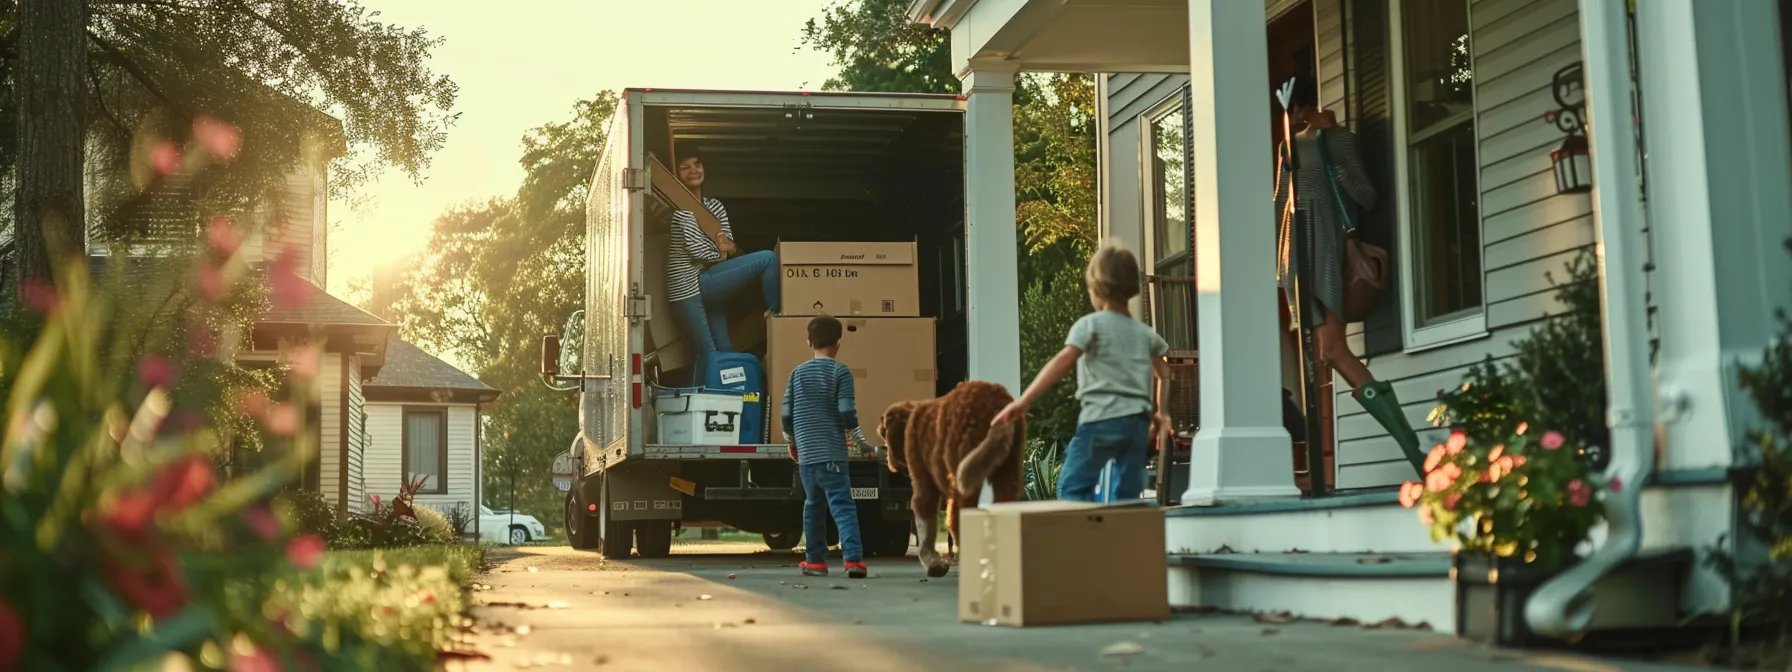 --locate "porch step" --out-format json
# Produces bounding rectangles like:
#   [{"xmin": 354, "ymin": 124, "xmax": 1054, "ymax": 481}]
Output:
[
  {"xmin": 1166, "ymin": 551, "xmax": 1454, "ymax": 628},
  {"xmin": 1166, "ymin": 490, "xmax": 1437, "ymax": 555}
]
